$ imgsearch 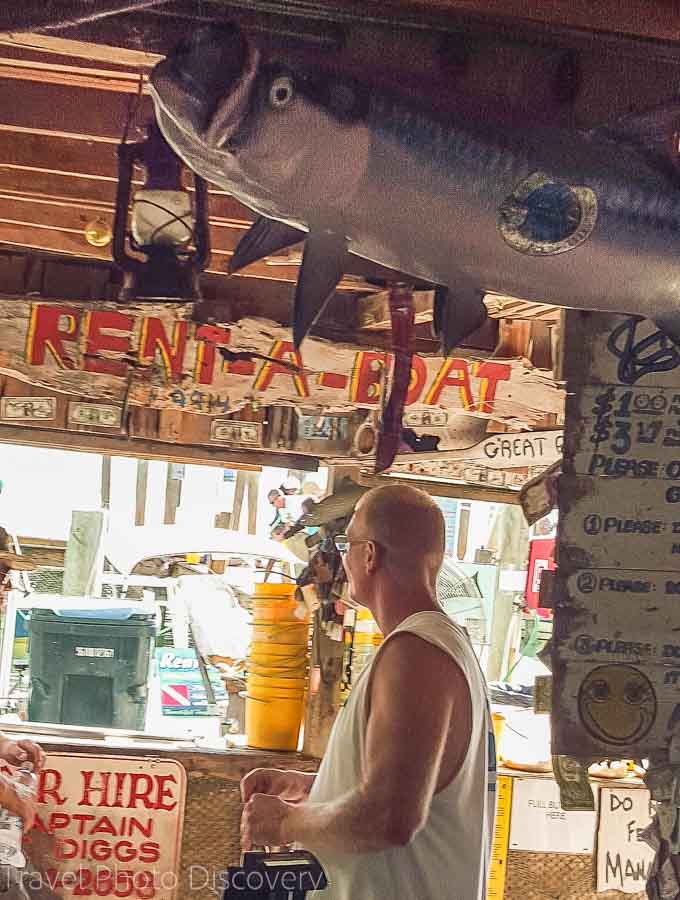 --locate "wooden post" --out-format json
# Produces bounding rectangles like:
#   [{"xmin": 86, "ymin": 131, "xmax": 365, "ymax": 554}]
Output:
[
  {"xmin": 552, "ymin": 311, "xmax": 680, "ymax": 761},
  {"xmin": 246, "ymin": 471, "xmax": 259, "ymax": 535},
  {"xmin": 135, "ymin": 459, "xmax": 148, "ymax": 526},
  {"xmin": 486, "ymin": 505, "xmax": 529, "ymax": 681},
  {"xmin": 230, "ymin": 471, "xmax": 247, "ymax": 532},
  {"xmin": 163, "ymin": 463, "xmax": 182, "ymax": 525},
  {"xmin": 303, "ymin": 610, "xmax": 346, "ymax": 759},
  {"xmin": 100, "ymin": 455, "xmax": 111, "ymax": 509},
  {"xmin": 62, "ymin": 510, "xmax": 107, "ymax": 597}
]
